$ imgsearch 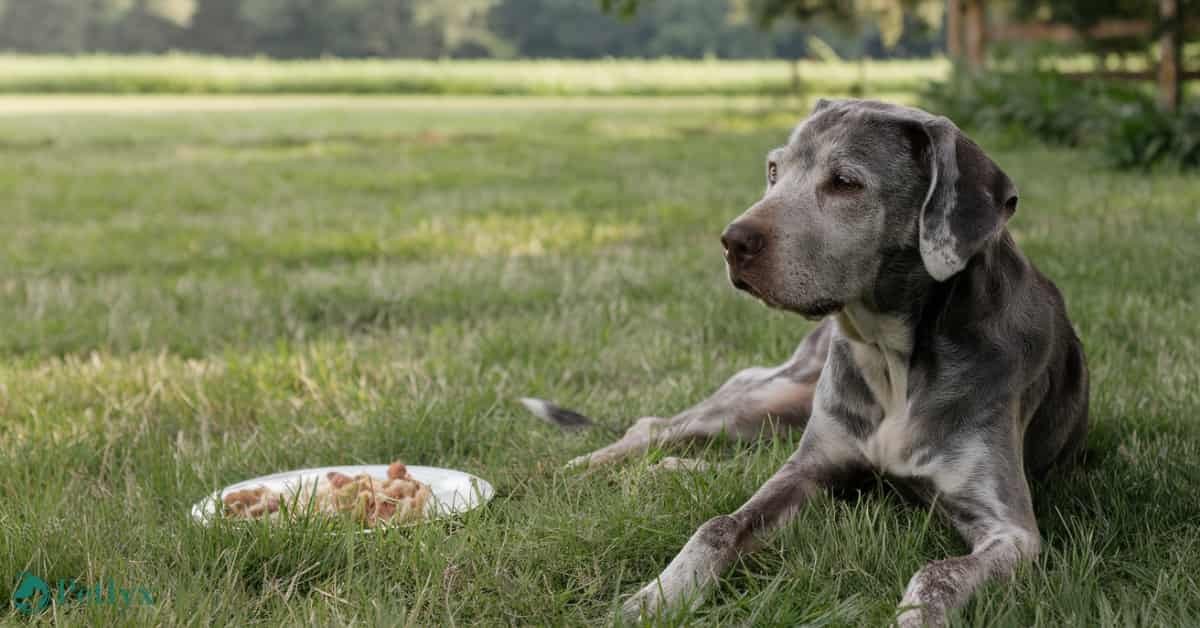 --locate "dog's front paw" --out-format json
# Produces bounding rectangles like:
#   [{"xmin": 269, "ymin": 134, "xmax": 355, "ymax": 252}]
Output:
[
  {"xmin": 620, "ymin": 581, "xmax": 663, "ymax": 623},
  {"xmin": 564, "ymin": 453, "xmax": 598, "ymax": 470},
  {"xmin": 896, "ymin": 587, "xmax": 947, "ymax": 628},
  {"xmin": 564, "ymin": 448, "xmax": 621, "ymax": 470},
  {"xmin": 894, "ymin": 606, "xmax": 934, "ymax": 628}
]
